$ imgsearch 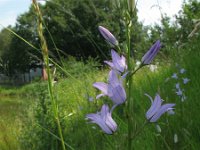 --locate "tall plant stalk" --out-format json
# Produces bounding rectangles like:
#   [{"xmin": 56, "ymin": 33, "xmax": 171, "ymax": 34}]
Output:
[
  {"xmin": 32, "ymin": 1, "xmax": 66, "ymax": 150},
  {"xmin": 126, "ymin": 19, "xmax": 133, "ymax": 150},
  {"xmin": 125, "ymin": 0, "xmax": 135, "ymax": 149}
]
